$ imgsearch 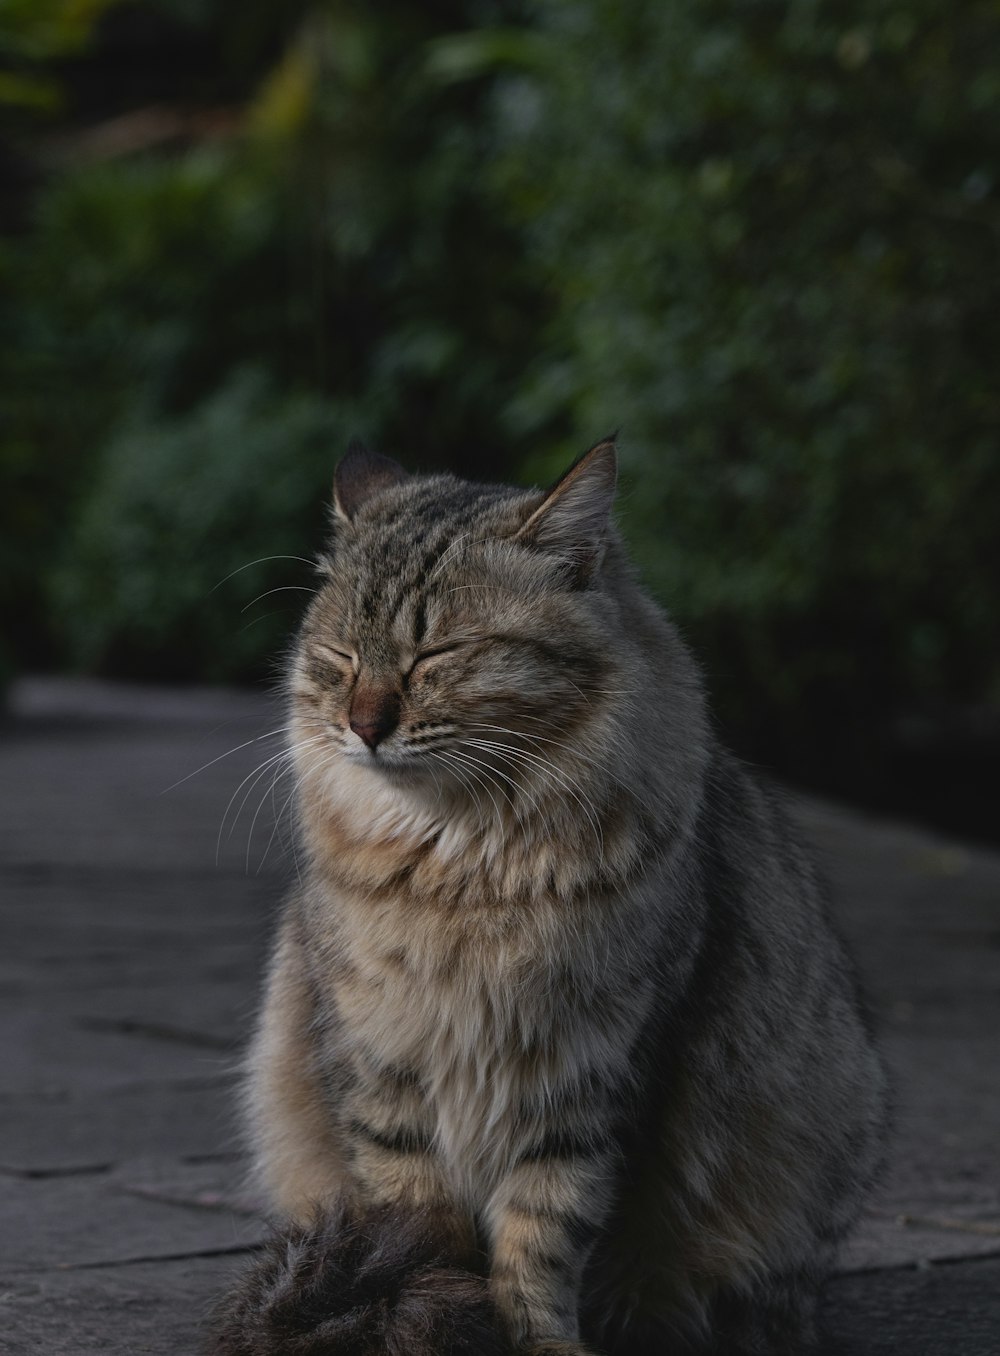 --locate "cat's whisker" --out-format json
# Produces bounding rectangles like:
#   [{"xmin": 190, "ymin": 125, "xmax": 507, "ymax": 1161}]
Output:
[
  {"xmin": 238, "ymin": 608, "xmax": 304, "ymax": 637},
  {"xmin": 218, "ymin": 741, "xmax": 302, "ymax": 839},
  {"xmin": 426, "ymin": 530, "xmax": 473, "ymax": 582},
  {"xmin": 463, "ymin": 731, "xmax": 599, "ymax": 810},
  {"xmin": 162, "ymin": 726, "xmax": 293, "ymax": 795},
  {"xmin": 428, "ymin": 750, "xmax": 490, "ymax": 829},
  {"xmin": 448, "ymin": 742, "xmax": 544, "ymax": 835},
  {"xmin": 470, "ymin": 741, "xmax": 604, "ymax": 835},
  {"xmin": 240, "ymin": 585, "xmax": 318, "ymax": 614},
  {"xmin": 217, "ymin": 734, "xmax": 327, "ymax": 865},
  {"xmin": 442, "ymin": 584, "xmax": 516, "ymax": 598},
  {"xmin": 446, "ymin": 745, "xmax": 522, "ymax": 807},
  {"xmin": 256, "ymin": 771, "xmax": 299, "ymax": 875},
  {"xmin": 479, "ymin": 709, "xmax": 628, "ymax": 768},
  {"xmin": 247, "ymin": 760, "xmax": 299, "ymax": 873},
  {"xmin": 435, "ymin": 748, "xmax": 506, "ymax": 831},
  {"xmin": 210, "ymin": 555, "xmax": 319, "ymax": 593},
  {"xmin": 218, "ymin": 748, "xmax": 295, "ymax": 865},
  {"xmin": 435, "ymin": 748, "xmax": 507, "ymax": 827},
  {"xmin": 468, "ymin": 720, "xmax": 617, "ymax": 777},
  {"xmin": 469, "ymin": 718, "xmax": 632, "ymax": 796},
  {"xmin": 456, "ymin": 751, "xmax": 535, "ymax": 839},
  {"xmin": 466, "ymin": 721, "xmax": 632, "ymax": 802},
  {"xmin": 566, "ymin": 680, "xmax": 592, "ymax": 706},
  {"xmin": 423, "ymin": 757, "xmax": 446, "ymax": 814},
  {"xmin": 249, "ymin": 760, "xmax": 290, "ymax": 875},
  {"xmin": 463, "ymin": 737, "xmax": 605, "ymax": 860},
  {"xmin": 266, "ymin": 783, "xmax": 299, "ymax": 873}
]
